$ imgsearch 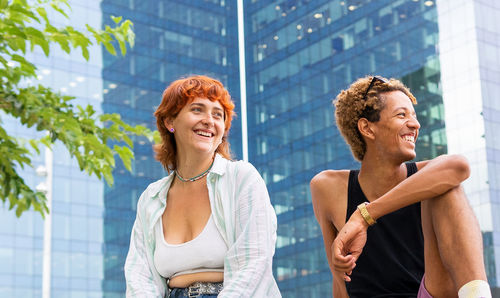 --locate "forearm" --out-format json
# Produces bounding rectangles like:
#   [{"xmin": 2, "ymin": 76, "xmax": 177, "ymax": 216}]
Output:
[
  {"xmin": 333, "ymin": 288, "xmax": 349, "ymax": 298},
  {"xmin": 333, "ymin": 274, "xmax": 349, "ymax": 298},
  {"xmin": 368, "ymin": 154, "xmax": 470, "ymax": 220}
]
